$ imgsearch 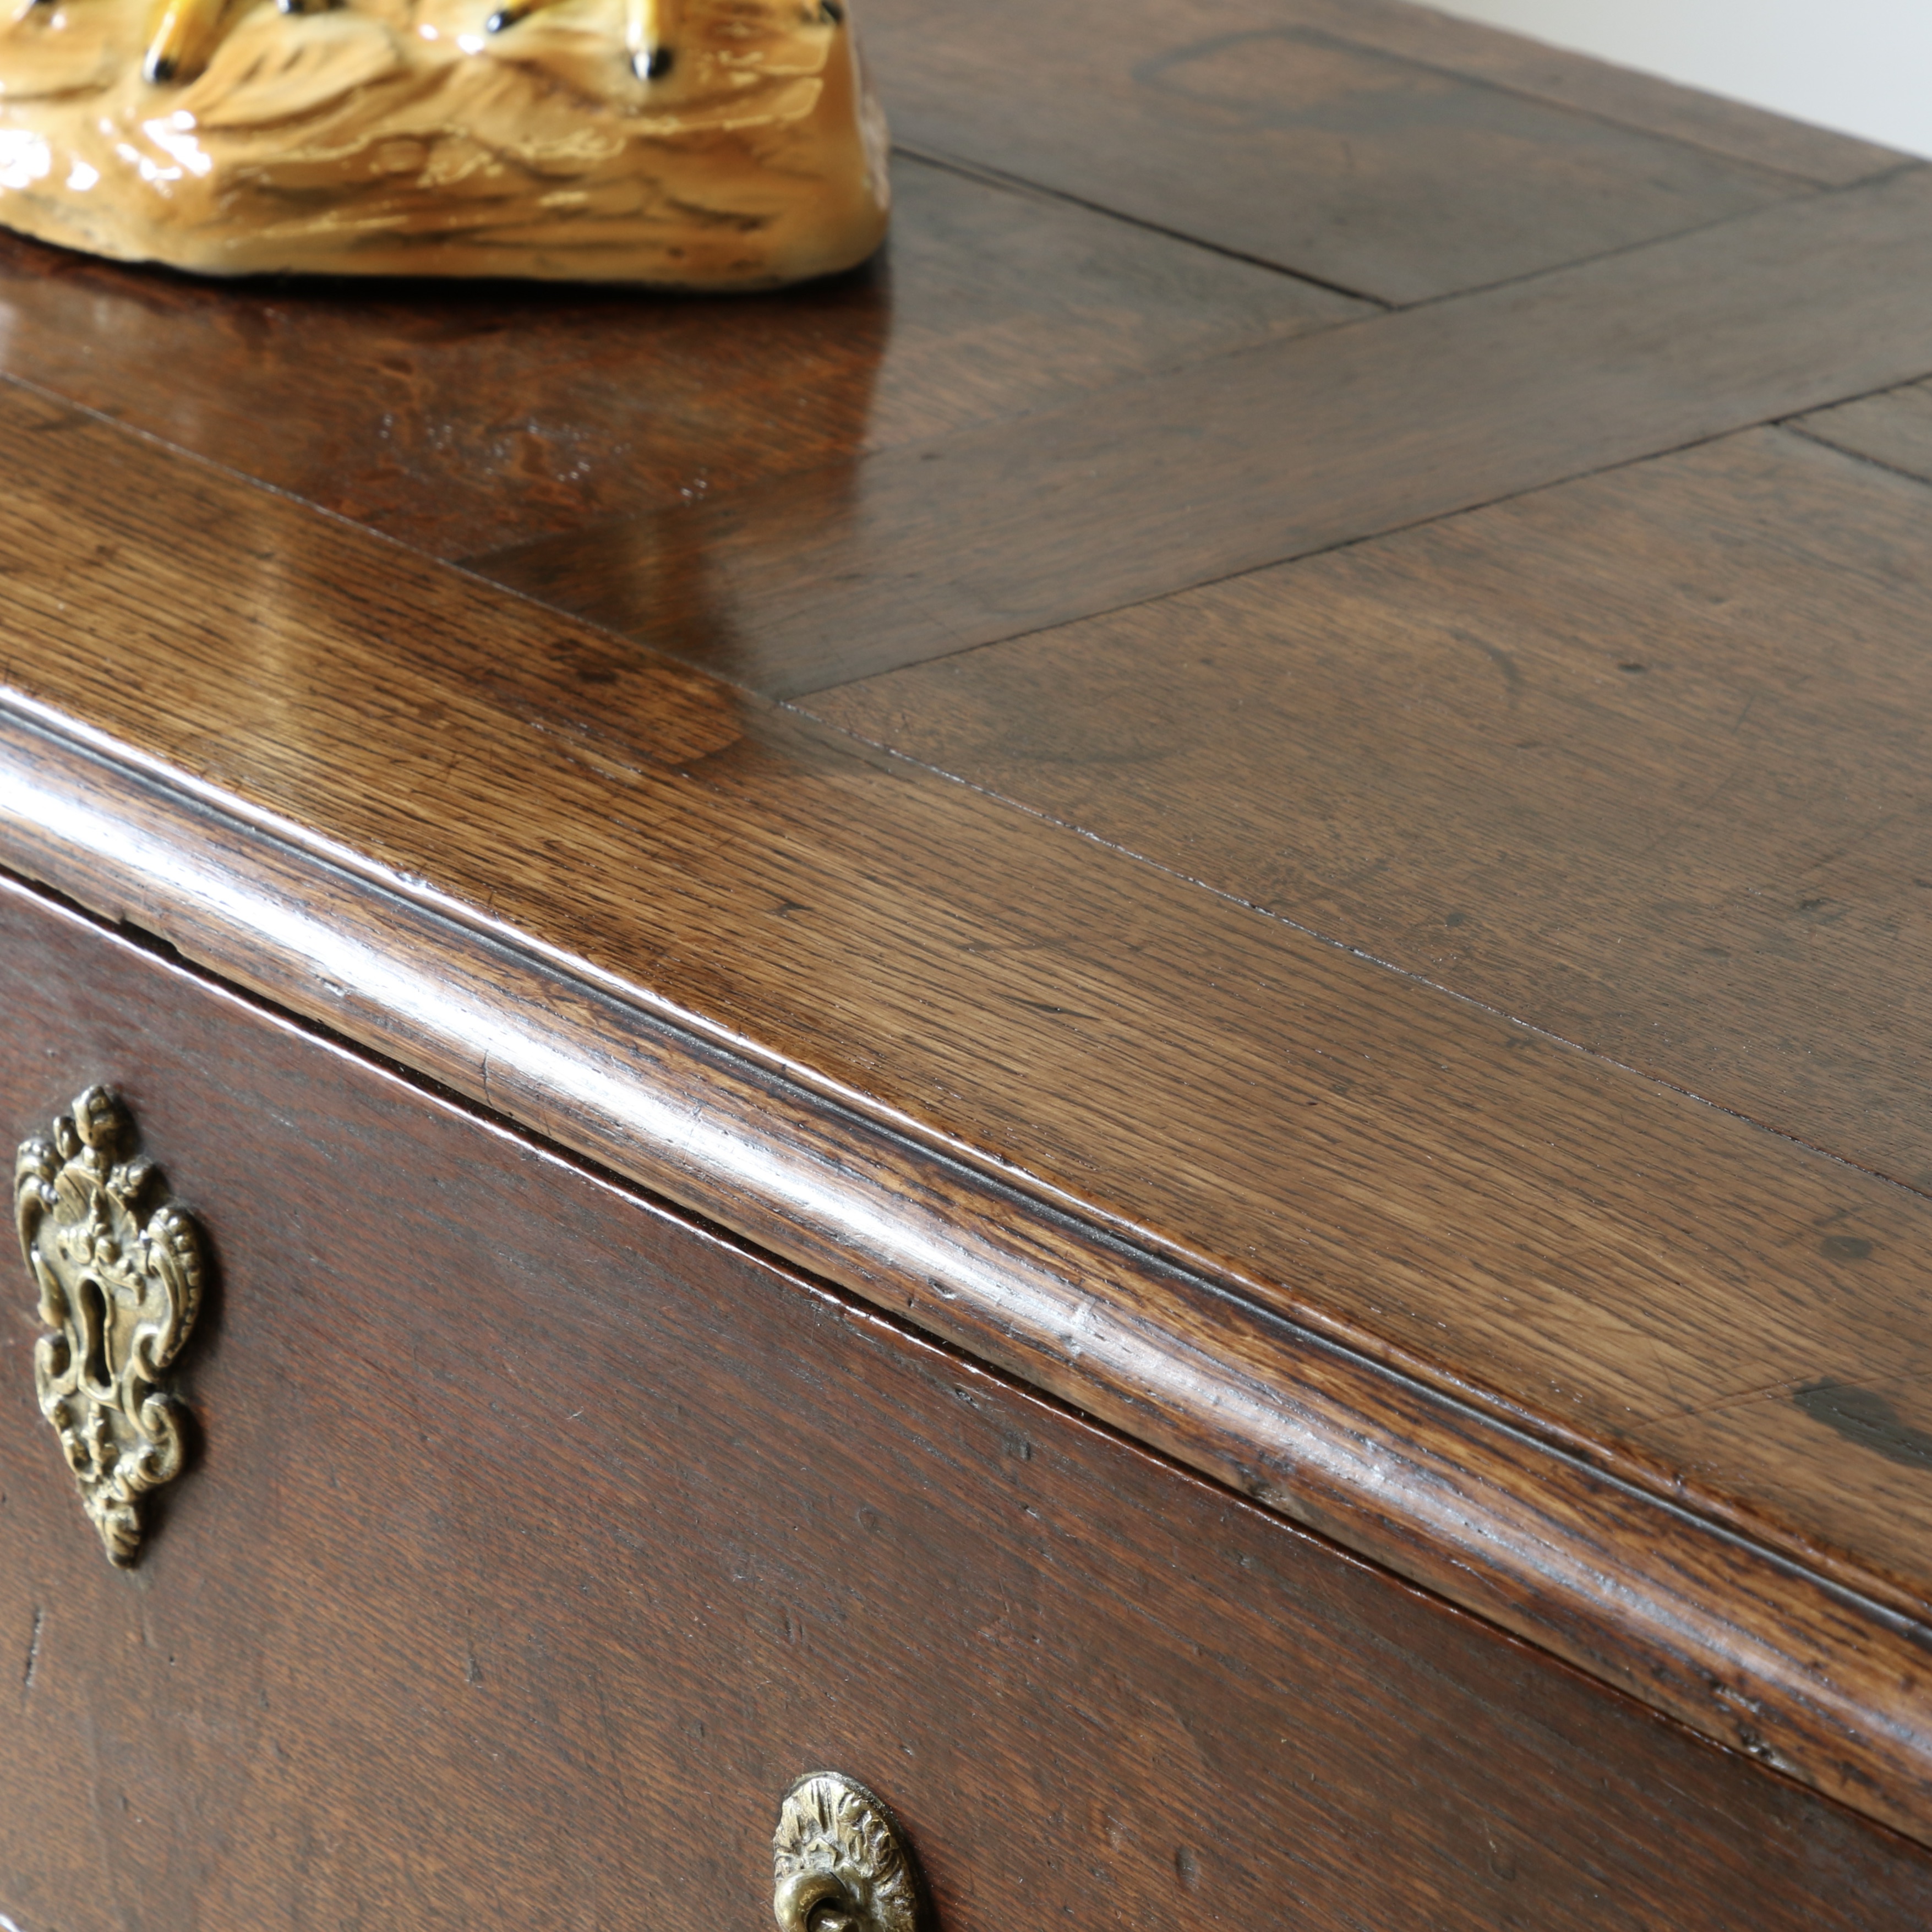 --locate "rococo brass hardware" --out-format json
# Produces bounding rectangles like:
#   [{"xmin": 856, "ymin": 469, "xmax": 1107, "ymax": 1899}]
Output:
[
  {"xmin": 773, "ymin": 1772, "xmax": 925, "ymax": 1932},
  {"xmin": 0, "ymin": 0, "xmax": 889, "ymax": 290},
  {"xmin": 15, "ymin": 1087, "xmax": 206, "ymax": 1567}
]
